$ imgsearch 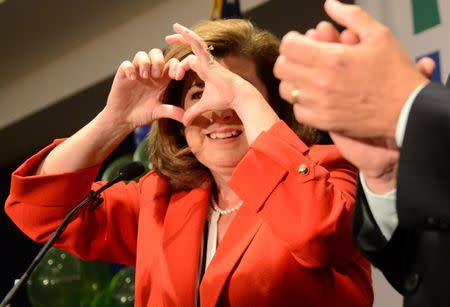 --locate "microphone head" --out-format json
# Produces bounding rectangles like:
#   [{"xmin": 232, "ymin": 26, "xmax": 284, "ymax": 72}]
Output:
[{"xmin": 118, "ymin": 162, "xmax": 147, "ymax": 181}]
